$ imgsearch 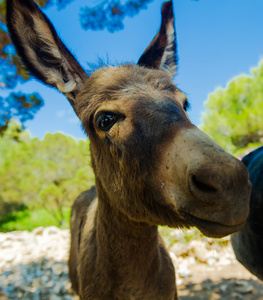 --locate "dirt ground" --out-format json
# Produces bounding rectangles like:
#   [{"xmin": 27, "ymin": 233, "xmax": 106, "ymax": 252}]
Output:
[{"xmin": 177, "ymin": 260, "xmax": 263, "ymax": 299}]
